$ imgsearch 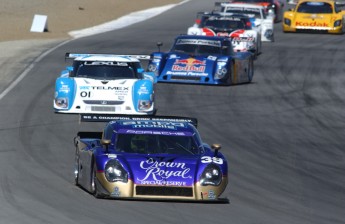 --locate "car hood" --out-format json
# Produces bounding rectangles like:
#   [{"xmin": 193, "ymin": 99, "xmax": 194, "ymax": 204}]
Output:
[
  {"xmin": 122, "ymin": 154, "xmax": 200, "ymax": 187},
  {"xmin": 293, "ymin": 13, "xmax": 335, "ymax": 27}
]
